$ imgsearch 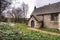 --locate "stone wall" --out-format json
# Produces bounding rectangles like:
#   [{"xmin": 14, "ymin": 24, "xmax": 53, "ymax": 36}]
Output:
[
  {"xmin": 28, "ymin": 13, "xmax": 60, "ymax": 29},
  {"xmin": 44, "ymin": 14, "xmax": 59, "ymax": 29},
  {"xmin": 28, "ymin": 16, "xmax": 41, "ymax": 29}
]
